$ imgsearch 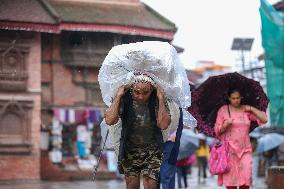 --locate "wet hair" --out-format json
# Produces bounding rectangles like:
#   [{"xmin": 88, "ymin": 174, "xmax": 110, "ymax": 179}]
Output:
[{"xmin": 227, "ymin": 87, "xmax": 242, "ymax": 97}]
